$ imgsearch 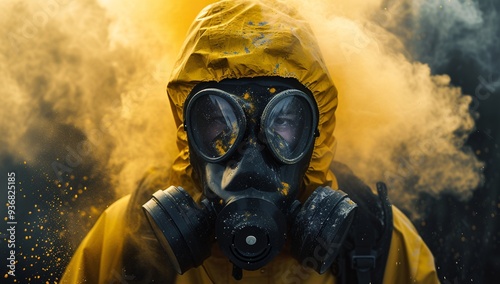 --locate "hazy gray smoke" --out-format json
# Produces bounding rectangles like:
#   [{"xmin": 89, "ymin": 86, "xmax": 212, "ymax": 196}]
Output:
[
  {"xmin": 414, "ymin": 0, "xmax": 498, "ymax": 75},
  {"xmin": 377, "ymin": 0, "xmax": 500, "ymax": 84}
]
